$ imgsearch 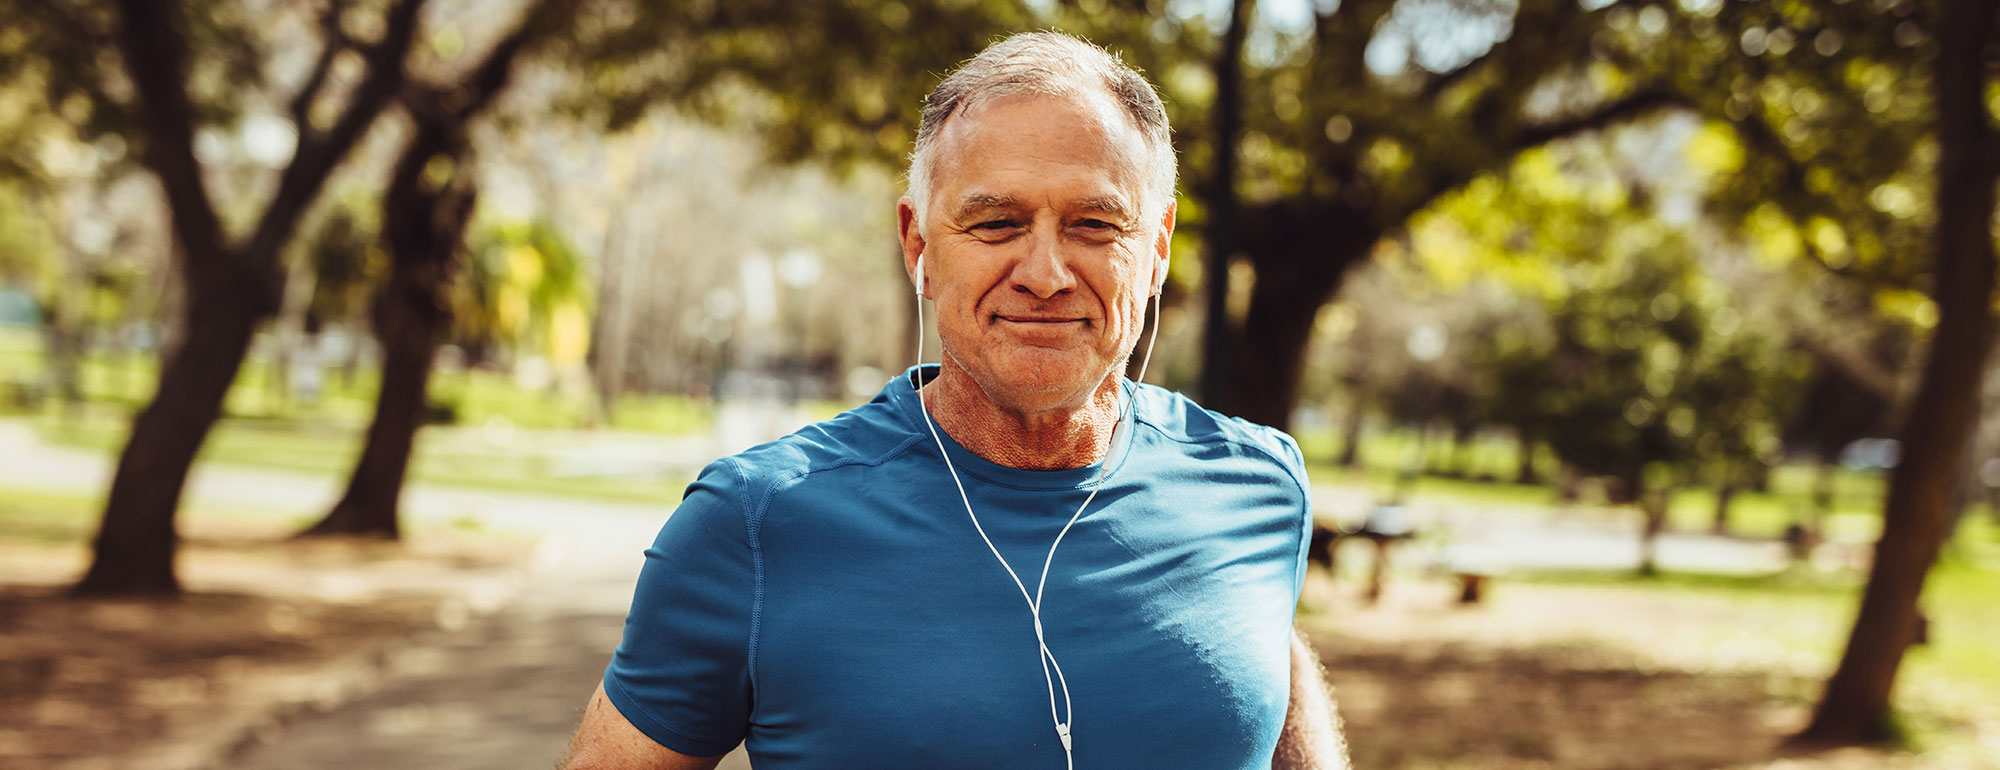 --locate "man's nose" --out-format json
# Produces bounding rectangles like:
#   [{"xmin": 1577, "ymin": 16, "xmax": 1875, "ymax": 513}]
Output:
[{"xmin": 1011, "ymin": 226, "xmax": 1077, "ymax": 299}]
